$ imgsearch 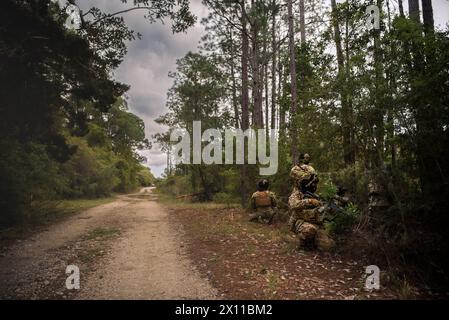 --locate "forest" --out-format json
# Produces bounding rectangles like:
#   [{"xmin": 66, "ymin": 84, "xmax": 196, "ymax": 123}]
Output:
[
  {"xmin": 0, "ymin": 0, "xmax": 172, "ymax": 227},
  {"xmin": 1, "ymin": 0, "xmax": 449, "ymax": 296},
  {"xmin": 155, "ymin": 0, "xmax": 449, "ymax": 291}
]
